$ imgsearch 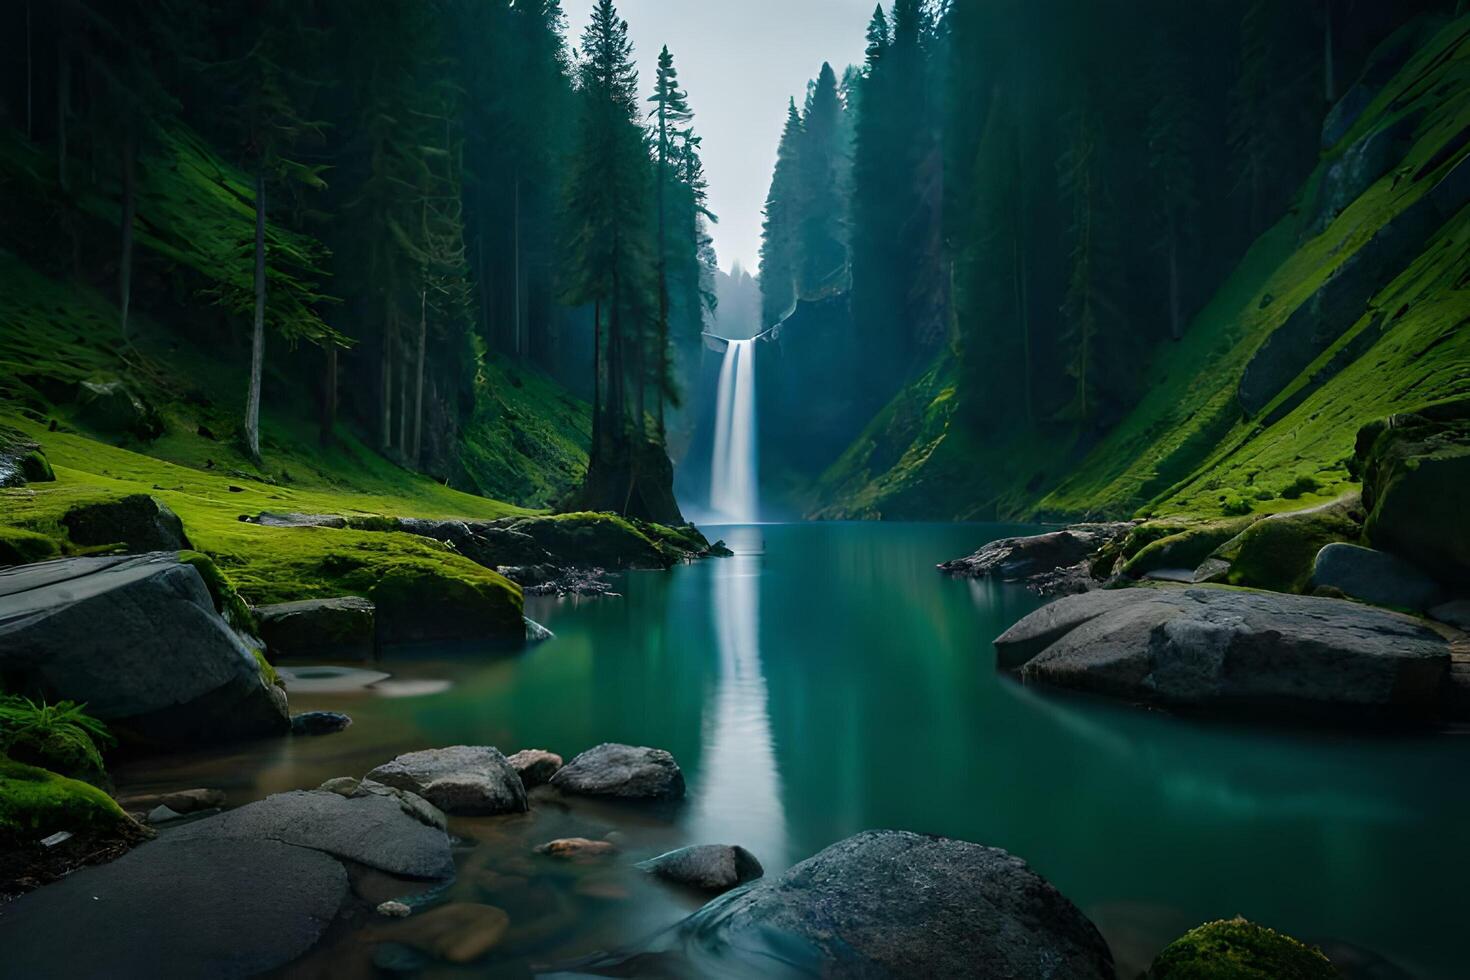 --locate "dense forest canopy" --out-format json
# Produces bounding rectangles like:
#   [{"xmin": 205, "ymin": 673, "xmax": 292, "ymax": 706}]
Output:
[
  {"xmin": 0, "ymin": 0, "xmax": 715, "ymax": 520},
  {"xmin": 753, "ymin": 0, "xmax": 1463, "ymax": 521}
]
